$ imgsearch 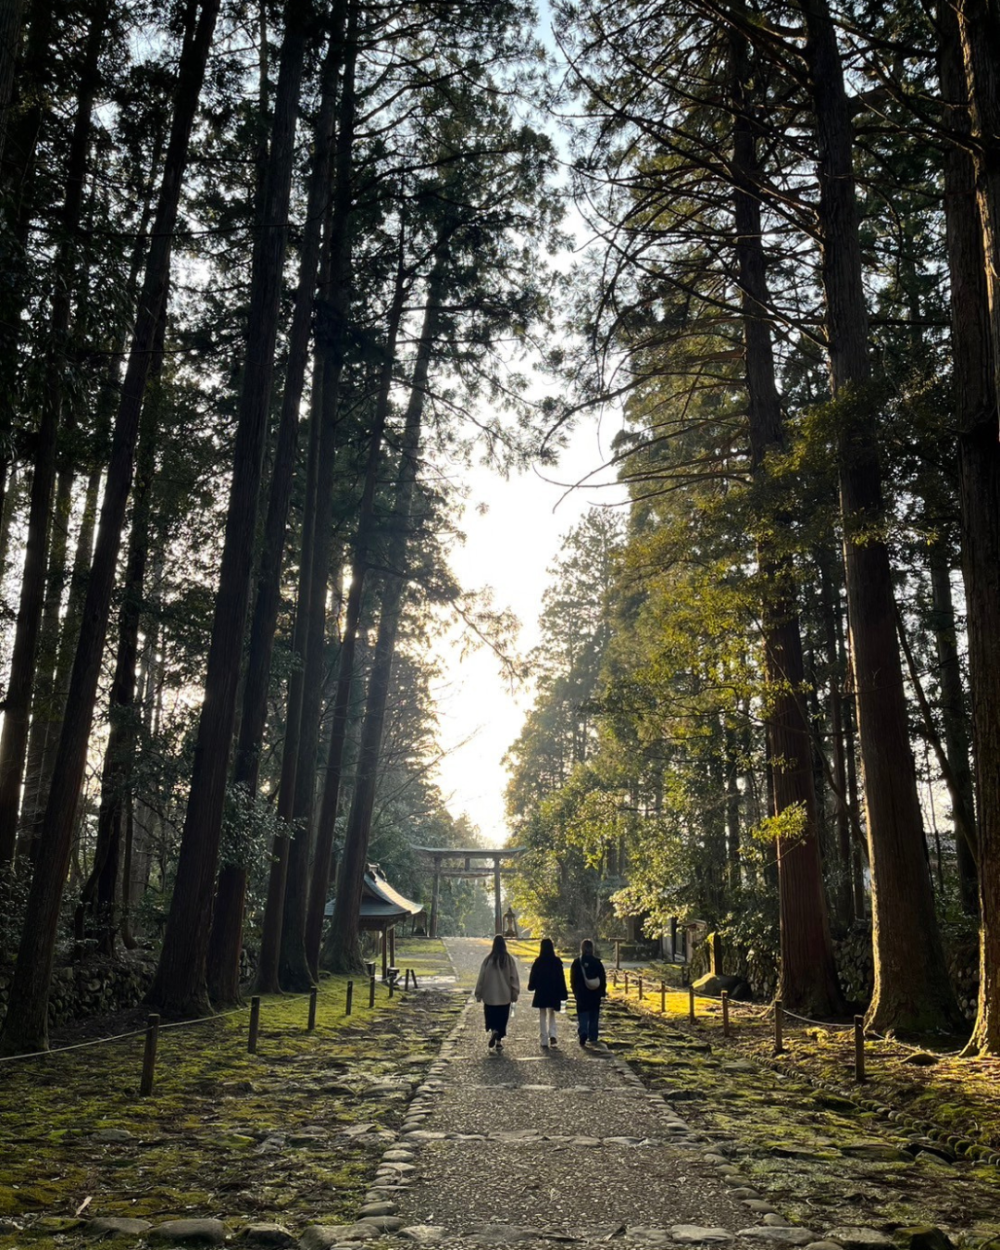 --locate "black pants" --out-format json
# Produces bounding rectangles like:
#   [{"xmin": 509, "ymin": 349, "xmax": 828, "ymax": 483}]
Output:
[{"xmin": 483, "ymin": 1003, "xmax": 511, "ymax": 1038}]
